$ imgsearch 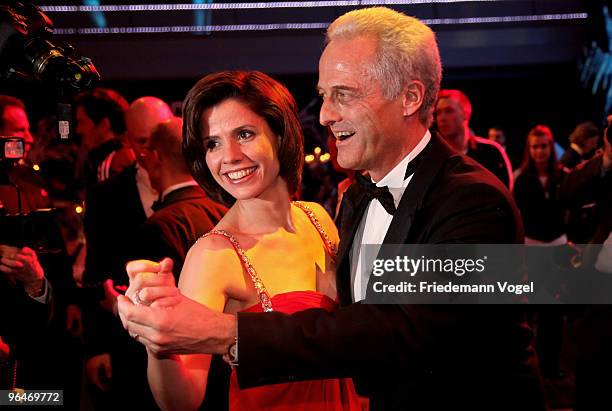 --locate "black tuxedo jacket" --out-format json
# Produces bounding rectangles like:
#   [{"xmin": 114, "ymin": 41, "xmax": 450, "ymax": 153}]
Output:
[
  {"xmin": 236, "ymin": 134, "xmax": 545, "ymax": 410},
  {"xmin": 83, "ymin": 164, "xmax": 146, "ymax": 285}
]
